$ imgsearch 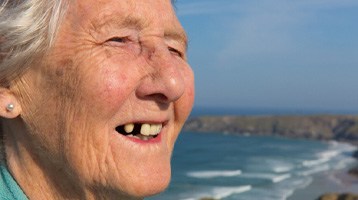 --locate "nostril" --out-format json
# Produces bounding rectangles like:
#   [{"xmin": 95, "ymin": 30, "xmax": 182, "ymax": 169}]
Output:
[{"xmin": 148, "ymin": 93, "xmax": 168, "ymax": 103}]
